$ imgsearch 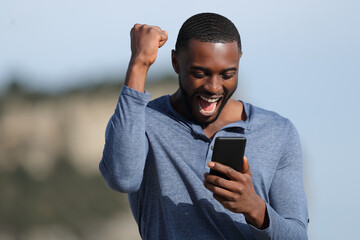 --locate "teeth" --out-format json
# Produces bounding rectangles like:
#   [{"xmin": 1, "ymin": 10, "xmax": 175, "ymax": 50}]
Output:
[{"xmin": 200, "ymin": 96, "xmax": 220, "ymax": 102}]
